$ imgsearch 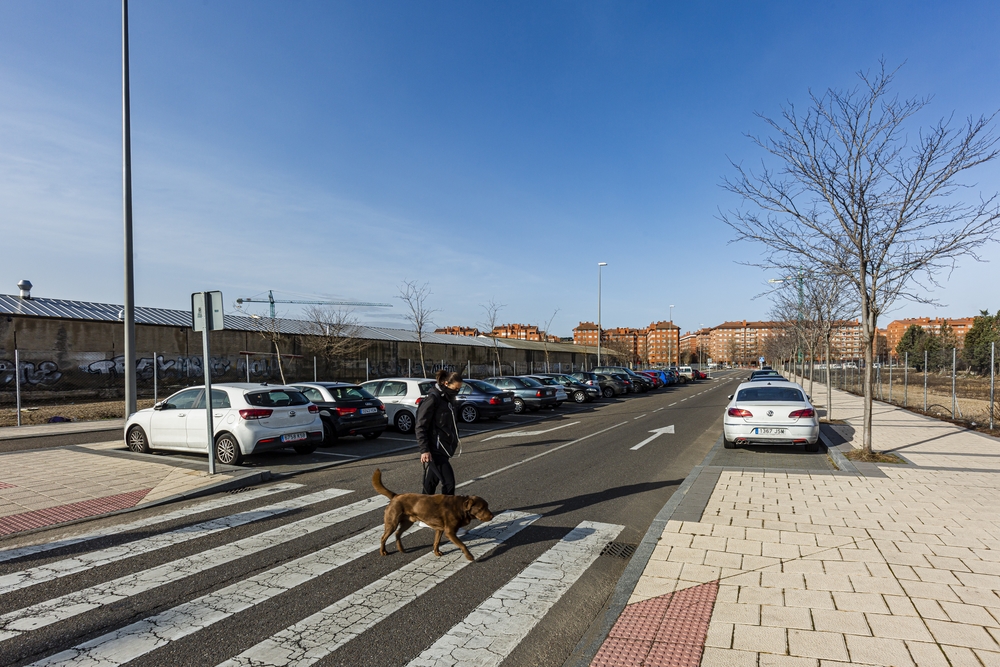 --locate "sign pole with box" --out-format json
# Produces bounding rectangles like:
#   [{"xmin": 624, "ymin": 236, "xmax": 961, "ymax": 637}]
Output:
[{"xmin": 192, "ymin": 291, "xmax": 225, "ymax": 474}]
